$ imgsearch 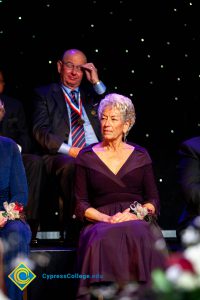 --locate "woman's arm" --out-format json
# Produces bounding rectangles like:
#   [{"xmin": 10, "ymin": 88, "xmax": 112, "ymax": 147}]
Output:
[{"xmin": 85, "ymin": 207, "xmax": 111, "ymax": 223}]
